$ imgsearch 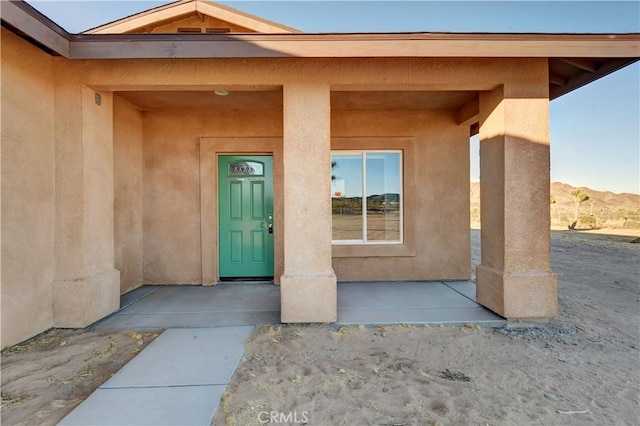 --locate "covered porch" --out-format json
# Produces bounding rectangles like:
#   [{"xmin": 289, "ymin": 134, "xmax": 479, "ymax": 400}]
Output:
[
  {"xmin": 94, "ymin": 281, "xmax": 505, "ymax": 330},
  {"xmin": 4, "ymin": 0, "xmax": 637, "ymax": 348}
]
